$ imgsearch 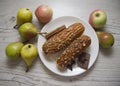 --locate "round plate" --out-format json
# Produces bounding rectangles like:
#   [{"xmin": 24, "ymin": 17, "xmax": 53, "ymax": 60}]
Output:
[{"xmin": 38, "ymin": 16, "xmax": 99, "ymax": 76}]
